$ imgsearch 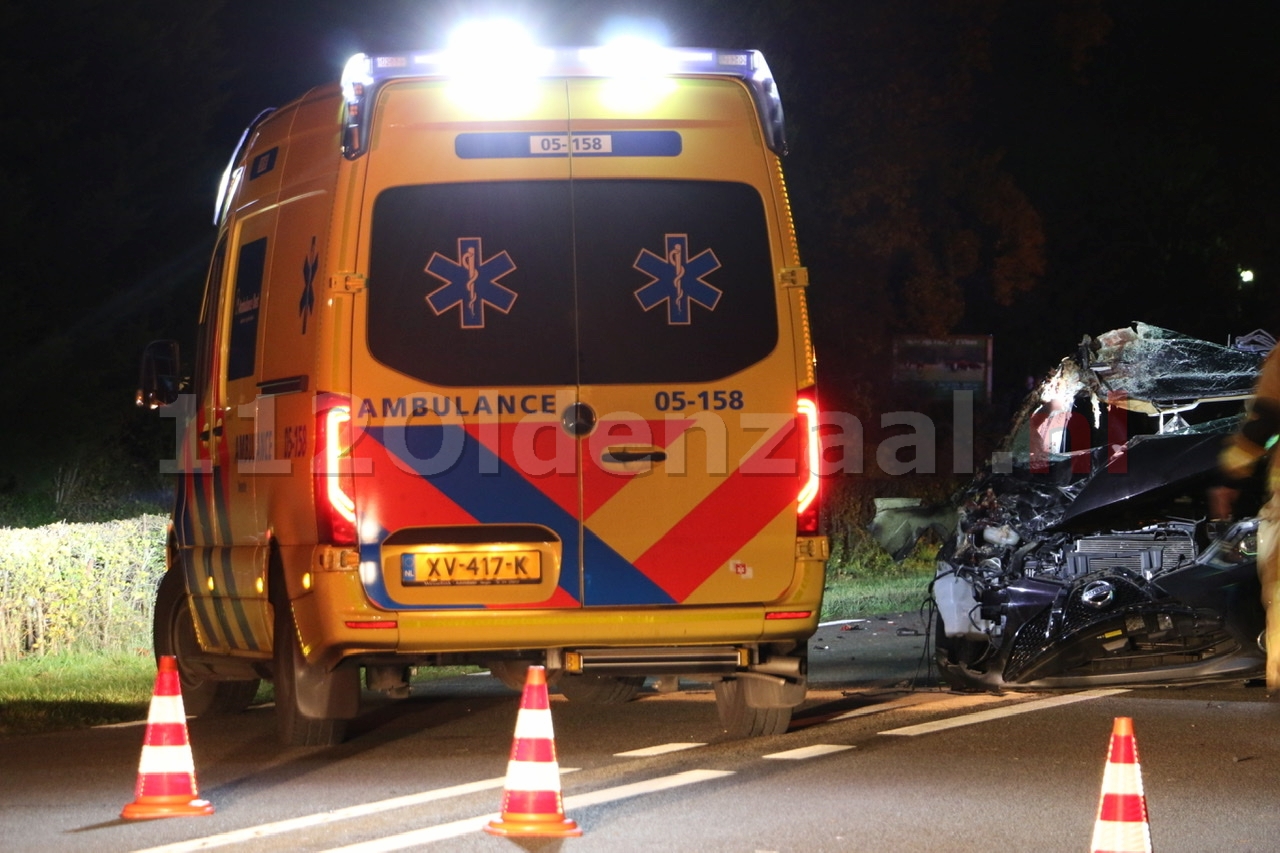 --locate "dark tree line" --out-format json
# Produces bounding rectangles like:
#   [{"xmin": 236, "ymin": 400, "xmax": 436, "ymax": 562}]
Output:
[
  {"xmin": 761, "ymin": 0, "xmax": 1280, "ymax": 419},
  {"xmin": 0, "ymin": 1, "xmax": 231, "ymax": 507},
  {"xmin": 1, "ymin": 0, "xmax": 1276, "ymax": 512}
]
